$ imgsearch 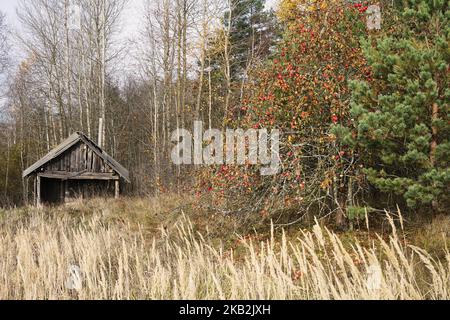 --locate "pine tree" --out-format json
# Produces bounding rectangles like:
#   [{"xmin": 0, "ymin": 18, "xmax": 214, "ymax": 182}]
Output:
[
  {"xmin": 225, "ymin": 0, "xmax": 277, "ymax": 80},
  {"xmin": 200, "ymin": 0, "xmax": 278, "ymax": 122},
  {"xmin": 336, "ymin": 0, "xmax": 450, "ymax": 211}
]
